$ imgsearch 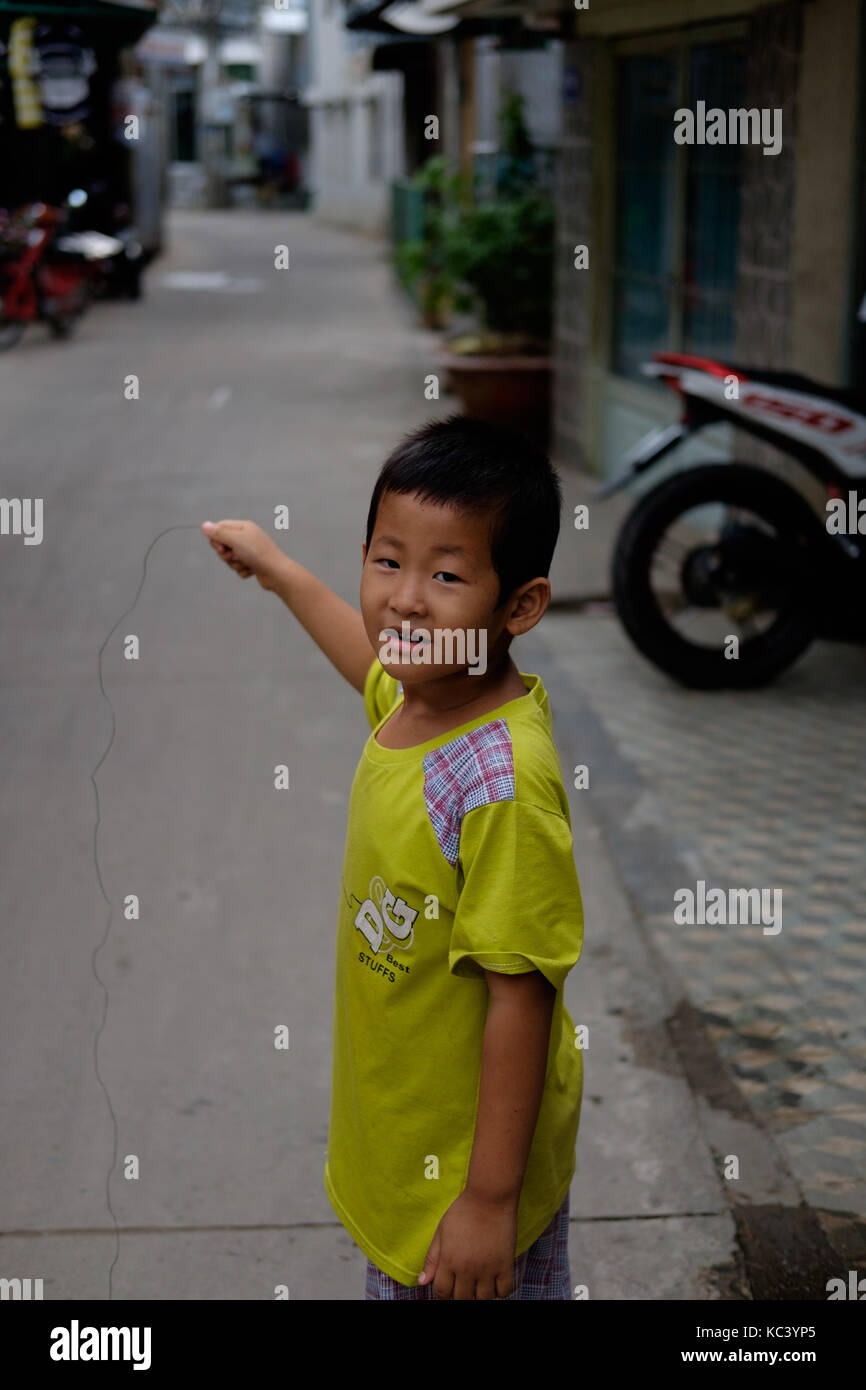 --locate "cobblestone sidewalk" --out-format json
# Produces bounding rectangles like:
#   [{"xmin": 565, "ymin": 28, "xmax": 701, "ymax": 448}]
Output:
[{"xmin": 530, "ymin": 610, "xmax": 866, "ymax": 1263}]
